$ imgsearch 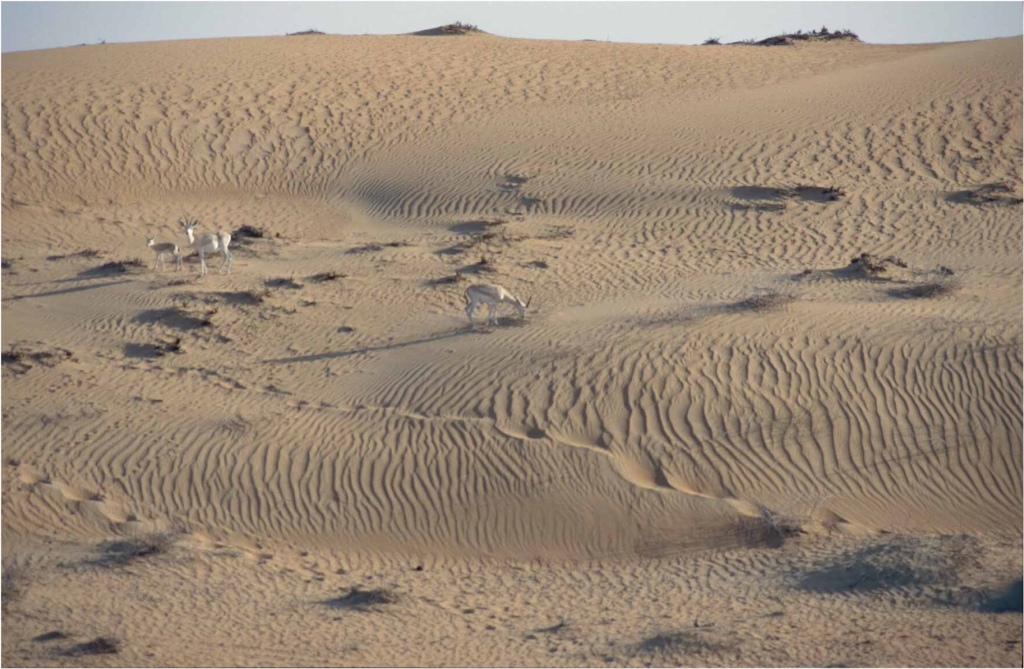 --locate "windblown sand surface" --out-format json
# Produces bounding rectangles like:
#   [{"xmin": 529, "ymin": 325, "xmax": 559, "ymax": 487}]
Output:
[{"xmin": 2, "ymin": 32, "xmax": 1022, "ymax": 666}]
